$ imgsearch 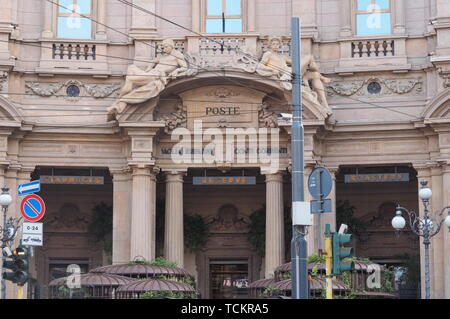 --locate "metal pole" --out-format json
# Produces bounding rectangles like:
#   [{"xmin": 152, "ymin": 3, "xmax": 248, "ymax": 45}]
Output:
[
  {"xmin": 1, "ymin": 206, "xmax": 7, "ymax": 299},
  {"xmin": 325, "ymin": 224, "xmax": 333, "ymax": 299},
  {"xmin": 291, "ymin": 17, "xmax": 308, "ymax": 299}
]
